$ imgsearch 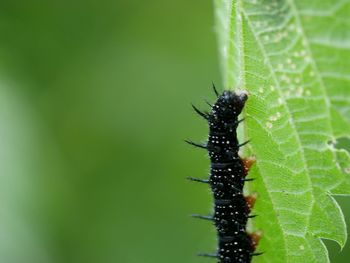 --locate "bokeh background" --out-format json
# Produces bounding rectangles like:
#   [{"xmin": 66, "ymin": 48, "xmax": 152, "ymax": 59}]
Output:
[{"xmin": 0, "ymin": 1, "xmax": 348, "ymax": 263}]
